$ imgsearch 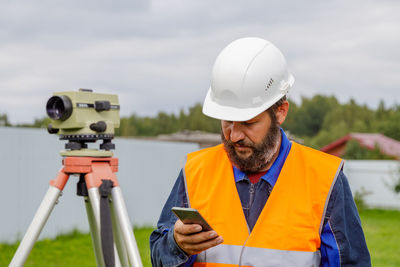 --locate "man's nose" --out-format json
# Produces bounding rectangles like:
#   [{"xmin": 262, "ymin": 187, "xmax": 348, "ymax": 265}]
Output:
[{"xmin": 230, "ymin": 122, "xmax": 245, "ymax": 143}]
